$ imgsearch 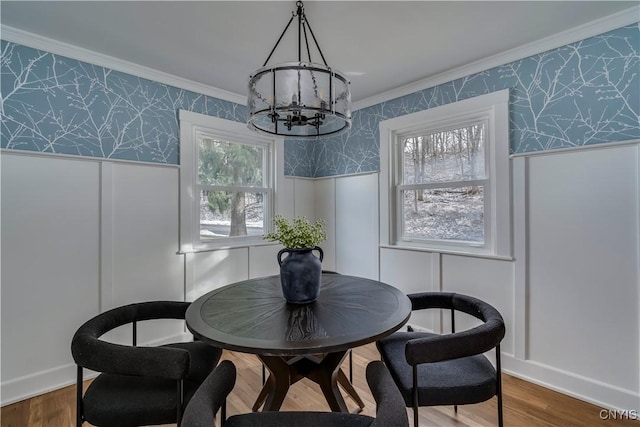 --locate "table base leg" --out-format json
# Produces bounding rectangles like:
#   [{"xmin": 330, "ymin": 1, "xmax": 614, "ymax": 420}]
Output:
[
  {"xmin": 337, "ymin": 368, "xmax": 365, "ymax": 412},
  {"xmin": 253, "ymin": 351, "xmax": 364, "ymax": 413},
  {"xmin": 253, "ymin": 356, "xmax": 291, "ymax": 412}
]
